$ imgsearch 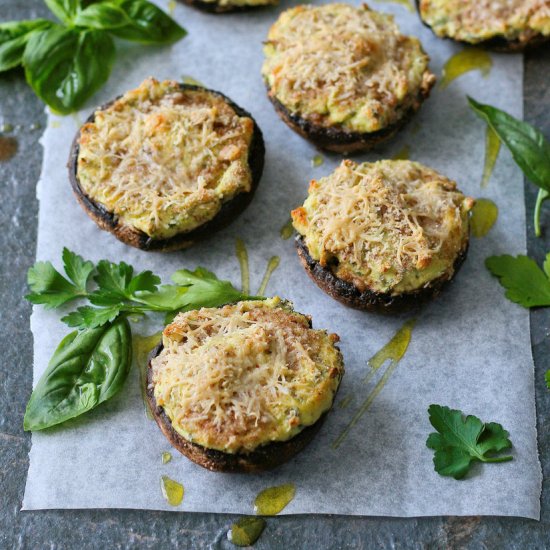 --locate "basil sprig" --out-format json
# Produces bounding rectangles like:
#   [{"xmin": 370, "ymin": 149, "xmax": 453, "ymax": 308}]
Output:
[
  {"xmin": 468, "ymin": 97, "xmax": 550, "ymax": 236},
  {"xmin": 24, "ymin": 248, "xmax": 258, "ymax": 431},
  {"xmin": 0, "ymin": 0, "xmax": 186, "ymax": 114}
]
